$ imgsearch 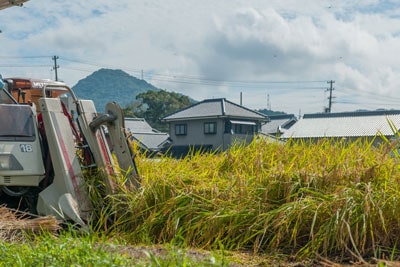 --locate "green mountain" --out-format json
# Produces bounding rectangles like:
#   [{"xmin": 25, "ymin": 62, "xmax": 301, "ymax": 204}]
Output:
[{"xmin": 72, "ymin": 68, "xmax": 160, "ymax": 111}]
